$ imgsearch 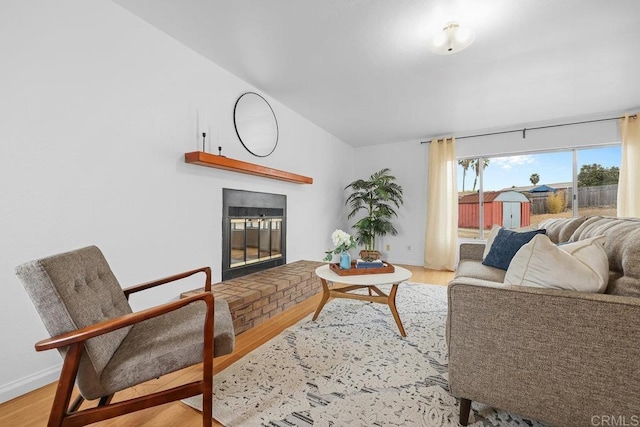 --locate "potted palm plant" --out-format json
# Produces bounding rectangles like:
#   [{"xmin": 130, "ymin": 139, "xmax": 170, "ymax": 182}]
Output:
[{"xmin": 345, "ymin": 168, "xmax": 404, "ymax": 261}]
